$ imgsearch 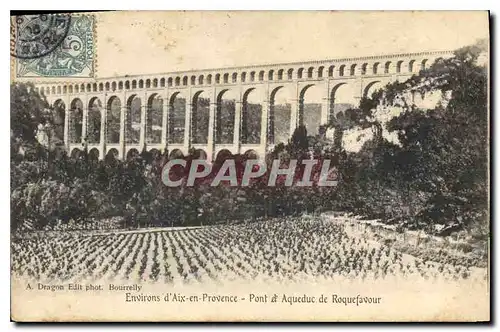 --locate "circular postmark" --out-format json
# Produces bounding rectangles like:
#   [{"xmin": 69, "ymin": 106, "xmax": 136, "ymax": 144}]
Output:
[{"xmin": 12, "ymin": 14, "xmax": 71, "ymax": 59}]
